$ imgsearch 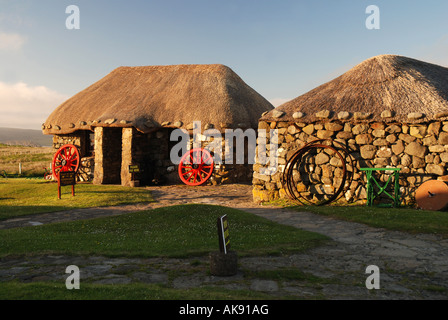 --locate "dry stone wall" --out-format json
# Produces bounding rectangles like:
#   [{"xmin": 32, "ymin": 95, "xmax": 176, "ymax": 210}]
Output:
[
  {"xmin": 93, "ymin": 127, "xmax": 122, "ymax": 185},
  {"xmin": 52, "ymin": 130, "xmax": 94, "ymax": 182},
  {"xmin": 195, "ymin": 134, "xmax": 253, "ymax": 185},
  {"xmin": 54, "ymin": 127, "xmax": 253, "ymax": 186},
  {"xmin": 253, "ymin": 120, "xmax": 448, "ymax": 206}
]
